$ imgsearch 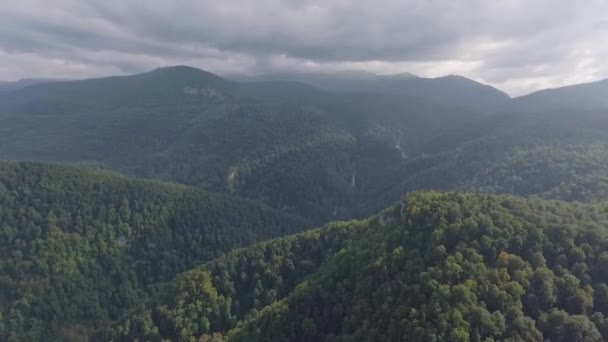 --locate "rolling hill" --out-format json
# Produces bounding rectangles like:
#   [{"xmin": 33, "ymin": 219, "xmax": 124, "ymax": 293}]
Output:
[
  {"xmin": 113, "ymin": 192, "xmax": 608, "ymax": 341},
  {"xmin": 0, "ymin": 161, "xmax": 309, "ymax": 341}
]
